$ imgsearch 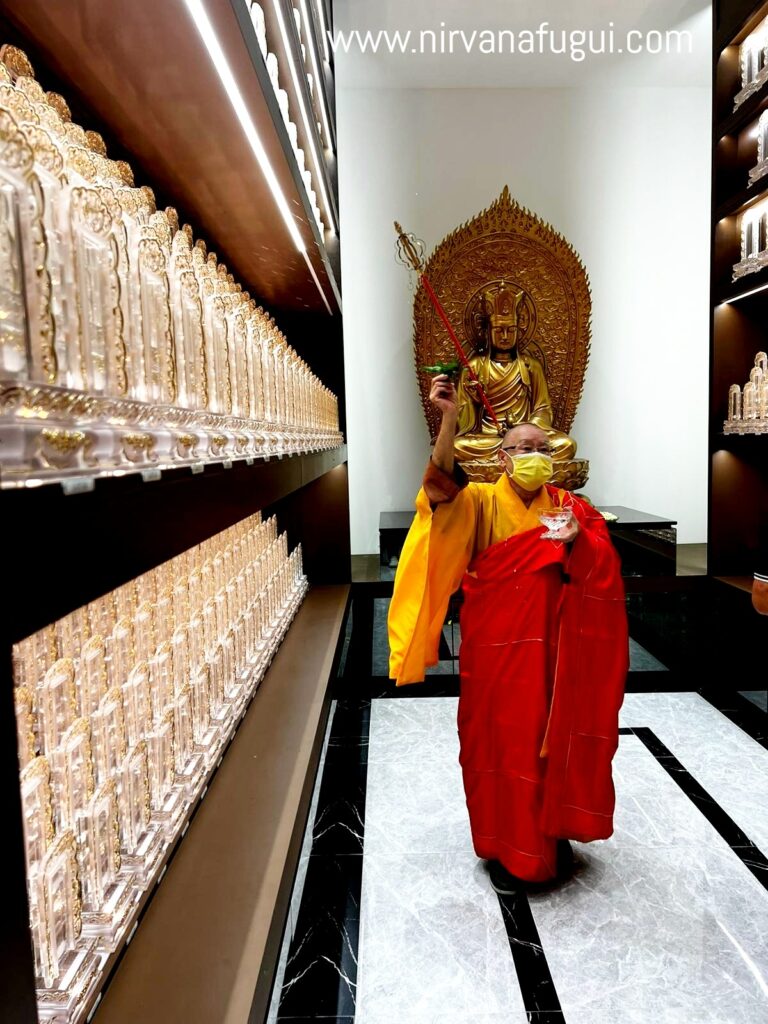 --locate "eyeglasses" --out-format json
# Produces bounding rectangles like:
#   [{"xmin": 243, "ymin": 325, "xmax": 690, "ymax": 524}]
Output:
[{"xmin": 501, "ymin": 444, "xmax": 553, "ymax": 456}]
